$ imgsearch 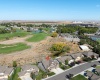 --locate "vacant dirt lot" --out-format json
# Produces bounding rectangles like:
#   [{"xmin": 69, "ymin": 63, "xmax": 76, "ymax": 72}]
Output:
[{"xmin": 0, "ymin": 36, "xmax": 82, "ymax": 66}]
